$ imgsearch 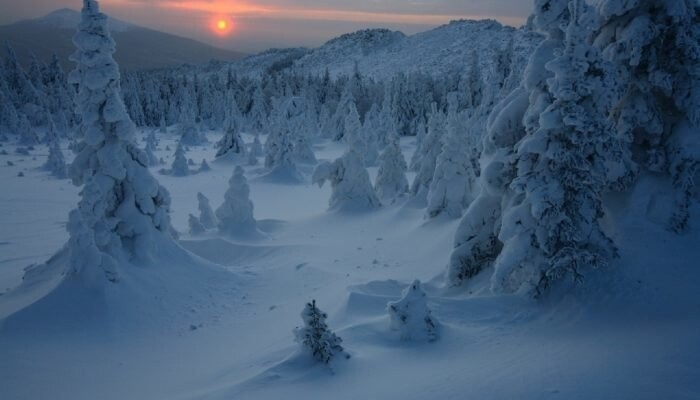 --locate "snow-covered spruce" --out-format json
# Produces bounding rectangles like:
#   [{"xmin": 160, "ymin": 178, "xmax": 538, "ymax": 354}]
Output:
[
  {"xmin": 494, "ymin": 0, "xmax": 621, "ymax": 295},
  {"xmin": 215, "ymin": 98, "xmax": 247, "ymax": 159},
  {"xmin": 43, "ymin": 140, "xmax": 67, "ymax": 179},
  {"xmin": 177, "ymin": 88, "xmax": 207, "ymax": 146},
  {"xmin": 294, "ymin": 300, "xmax": 349, "ymax": 364},
  {"xmin": 168, "ymin": 142, "xmax": 190, "ymax": 176},
  {"xmin": 595, "ymin": 0, "xmax": 700, "ymax": 232},
  {"xmin": 446, "ymin": 0, "xmax": 568, "ymax": 290},
  {"xmin": 199, "ymin": 159, "xmax": 211, "ymax": 172},
  {"xmin": 188, "ymin": 214, "xmax": 206, "ymax": 235},
  {"xmin": 18, "ymin": 114, "xmax": 39, "ymax": 146},
  {"xmin": 251, "ymin": 133, "xmax": 263, "ymax": 157},
  {"xmin": 64, "ymin": 0, "xmax": 174, "ymax": 283},
  {"xmin": 387, "ymin": 280, "xmax": 438, "ymax": 342},
  {"xmin": 216, "ymin": 166, "xmax": 259, "ymax": 237},
  {"xmin": 374, "ymin": 137, "xmax": 408, "ymax": 204},
  {"xmin": 313, "ymin": 147, "xmax": 380, "ymax": 212},
  {"xmin": 197, "ymin": 192, "xmax": 217, "ymax": 230},
  {"xmin": 426, "ymin": 110, "xmax": 473, "ymax": 219},
  {"xmin": 410, "ymin": 105, "xmax": 446, "ymax": 201}
]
